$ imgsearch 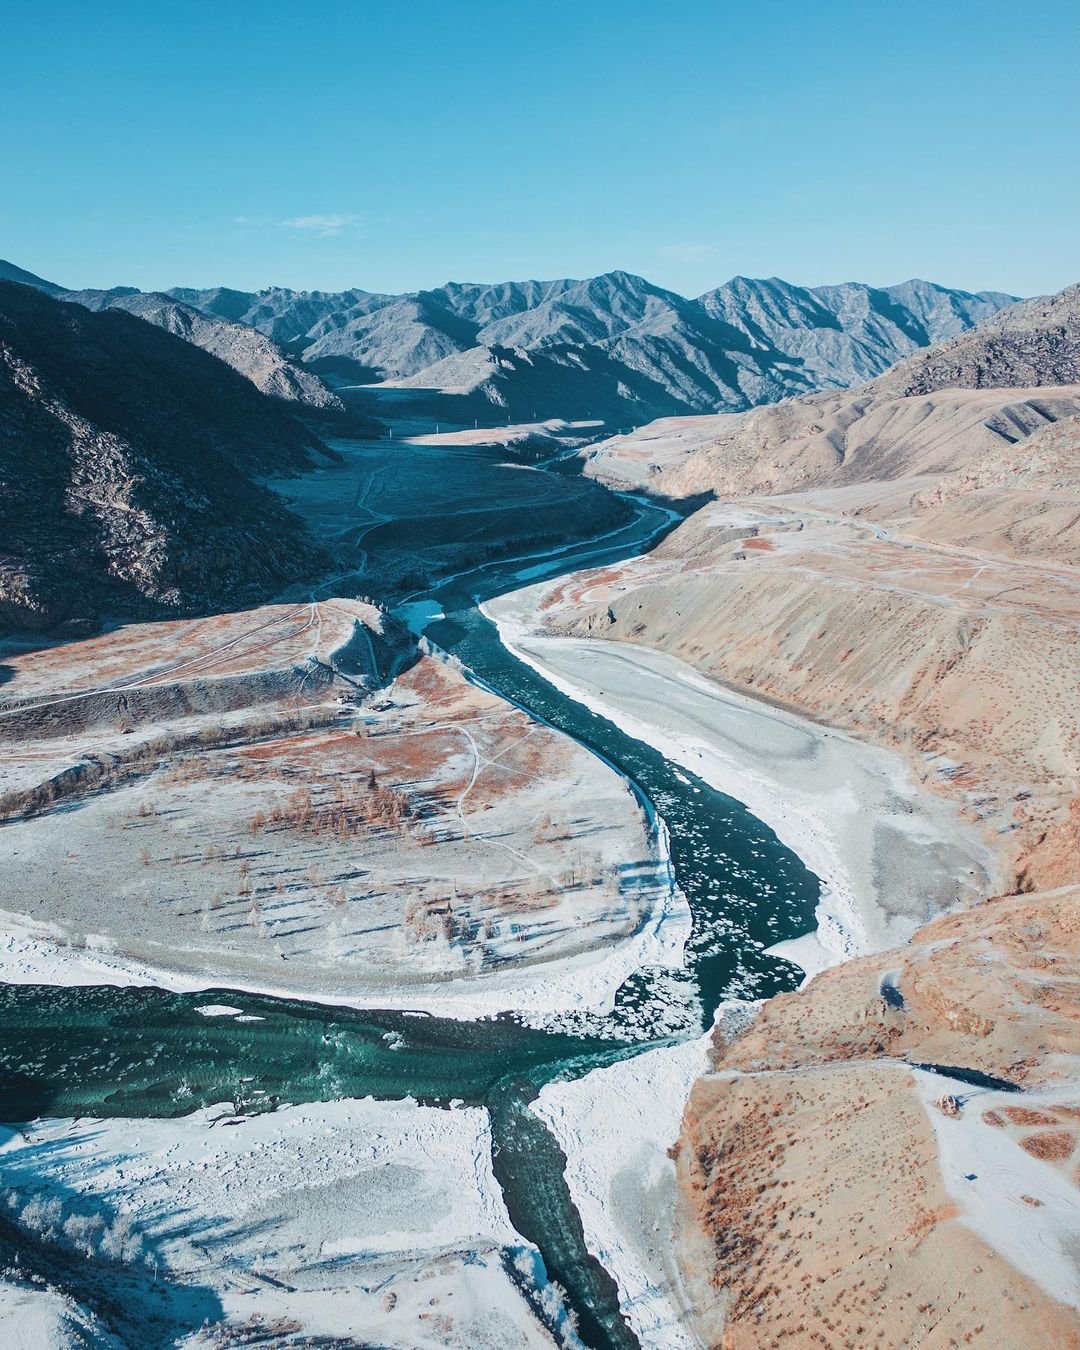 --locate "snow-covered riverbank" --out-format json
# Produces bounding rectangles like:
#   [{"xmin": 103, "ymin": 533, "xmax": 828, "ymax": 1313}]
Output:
[
  {"xmin": 531, "ymin": 1000, "xmax": 758, "ymax": 1348},
  {"xmin": 534, "ymin": 1034, "xmax": 709, "ymax": 1348},
  {"xmin": 485, "ymin": 586, "xmax": 997, "ymax": 975},
  {"xmin": 0, "ymin": 884, "xmax": 688, "ymax": 1027},
  {"xmin": 0, "ymin": 1098, "xmax": 570, "ymax": 1348}
]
